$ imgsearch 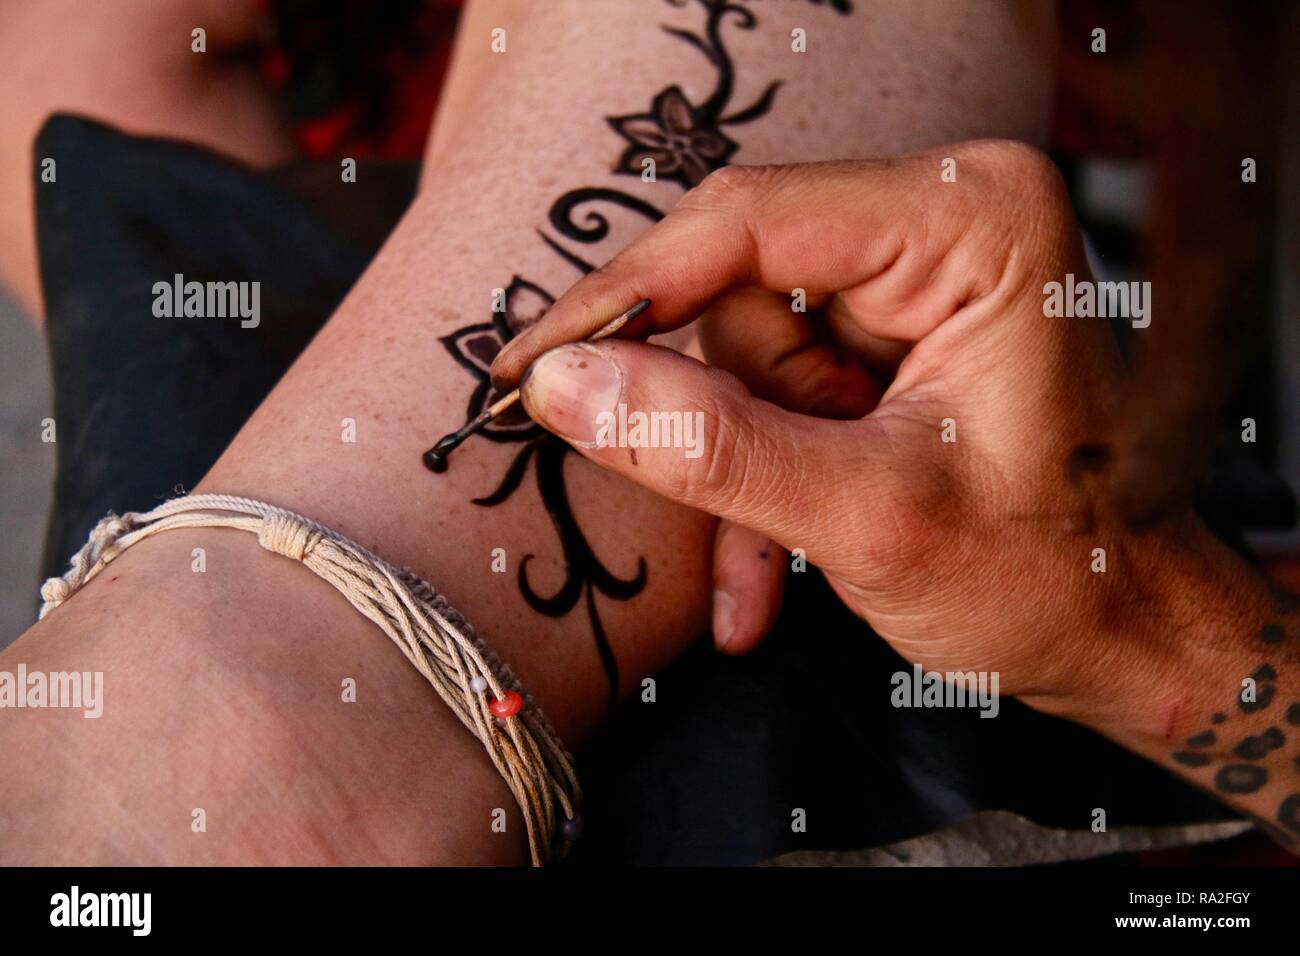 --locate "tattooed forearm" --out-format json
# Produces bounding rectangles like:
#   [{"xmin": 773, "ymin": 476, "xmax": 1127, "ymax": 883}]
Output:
[
  {"xmin": 1167, "ymin": 616, "xmax": 1300, "ymax": 846},
  {"xmin": 425, "ymin": 0, "xmax": 854, "ymax": 708}
]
